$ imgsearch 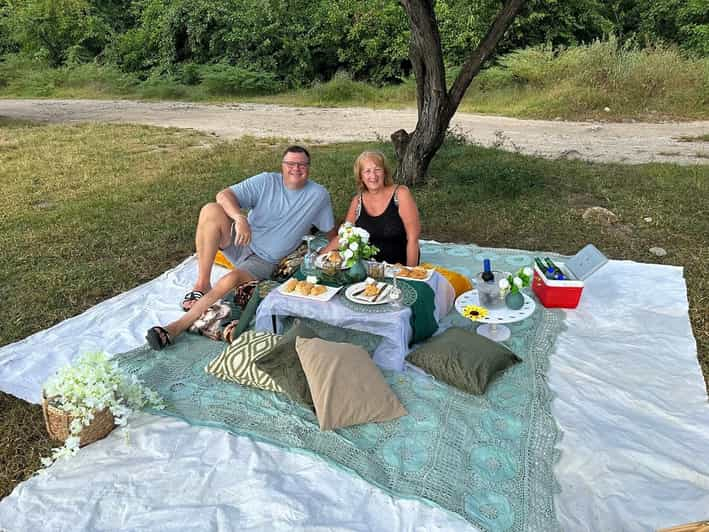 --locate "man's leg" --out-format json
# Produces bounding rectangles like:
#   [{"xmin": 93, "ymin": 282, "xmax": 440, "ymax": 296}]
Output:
[
  {"xmin": 191, "ymin": 202, "xmax": 234, "ymax": 297},
  {"xmin": 167, "ymin": 268, "xmax": 255, "ymax": 338}
]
